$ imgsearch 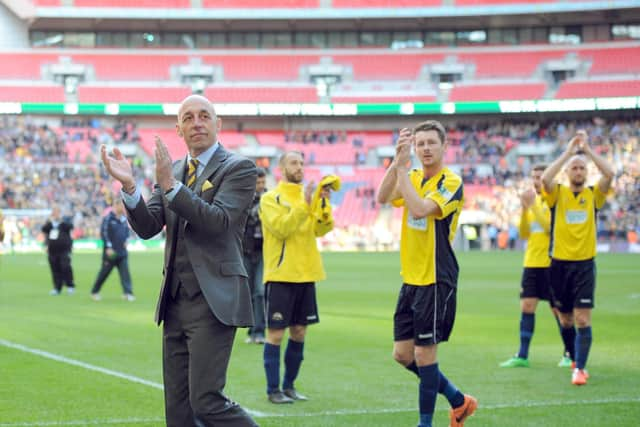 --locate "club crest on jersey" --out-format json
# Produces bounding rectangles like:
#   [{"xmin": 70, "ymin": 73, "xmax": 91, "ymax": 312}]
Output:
[{"xmin": 272, "ymin": 312, "xmax": 283, "ymax": 321}]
